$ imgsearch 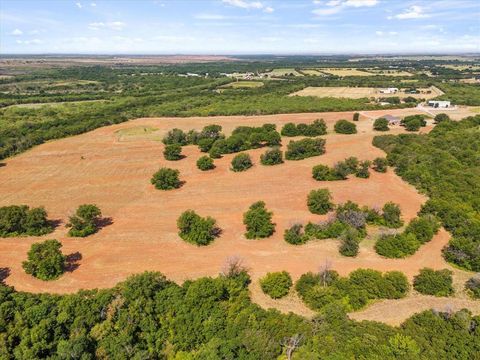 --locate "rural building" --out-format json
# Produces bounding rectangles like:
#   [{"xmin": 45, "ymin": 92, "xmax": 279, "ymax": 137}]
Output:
[
  {"xmin": 379, "ymin": 87, "xmax": 398, "ymax": 94},
  {"xmin": 383, "ymin": 114, "xmax": 401, "ymax": 125},
  {"xmin": 427, "ymin": 100, "xmax": 451, "ymax": 108}
]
